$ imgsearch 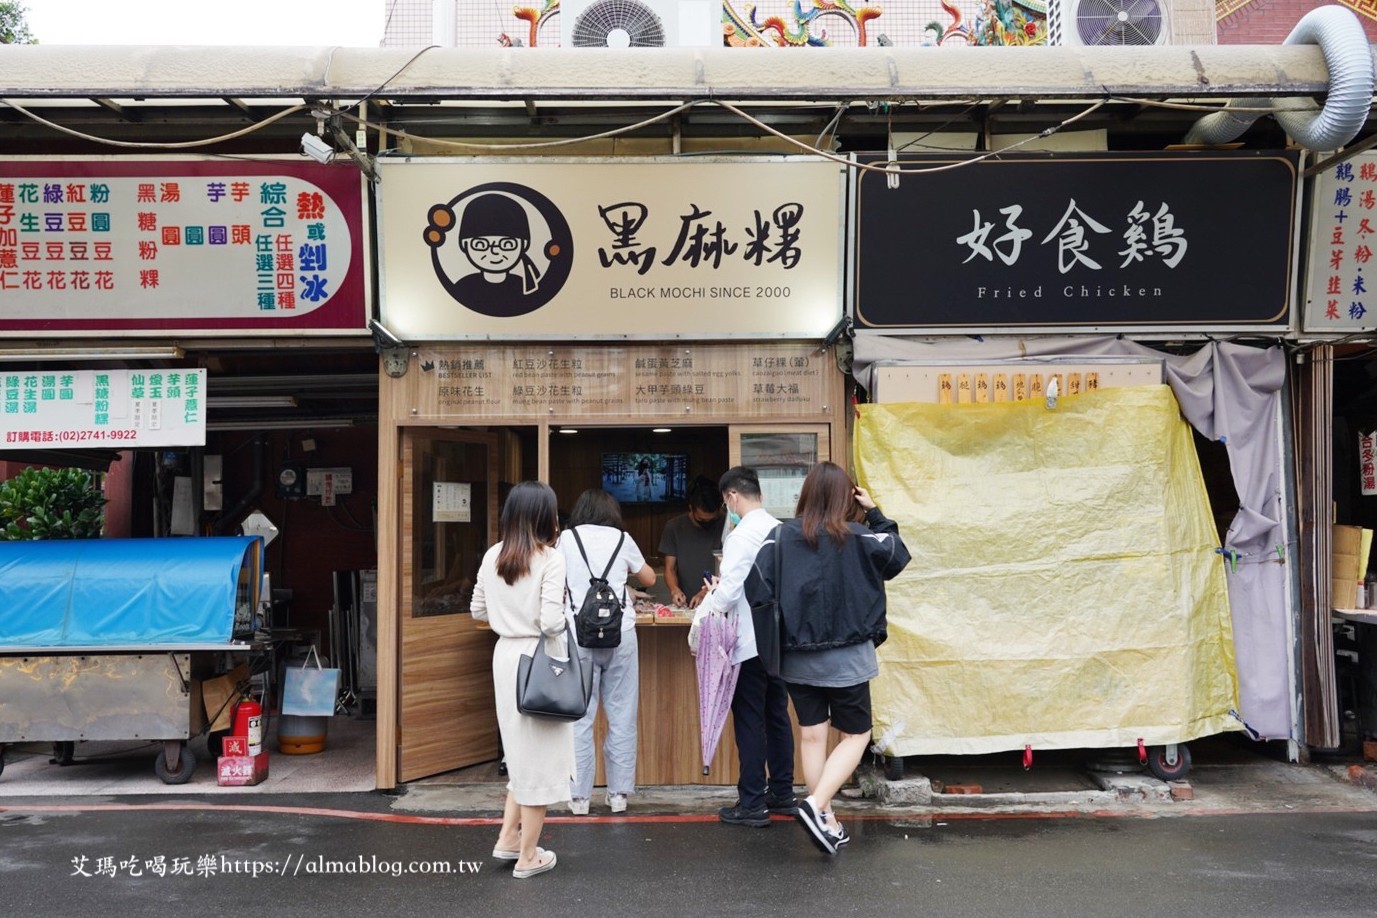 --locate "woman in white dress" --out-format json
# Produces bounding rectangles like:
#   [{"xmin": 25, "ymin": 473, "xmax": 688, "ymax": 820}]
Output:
[{"xmin": 471, "ymin": 480, "xmax": 573, "ymax": 879}]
